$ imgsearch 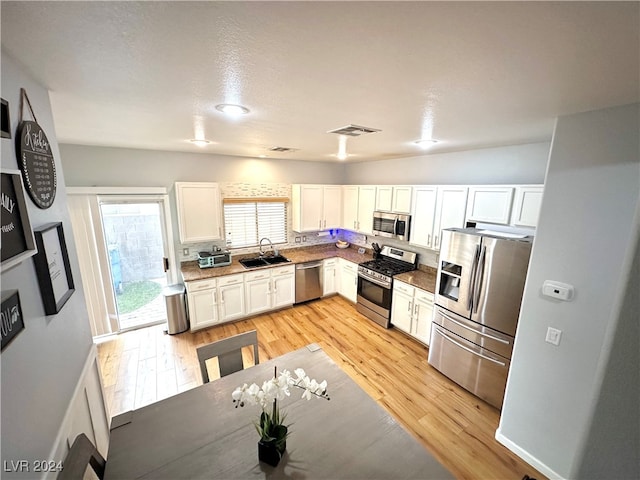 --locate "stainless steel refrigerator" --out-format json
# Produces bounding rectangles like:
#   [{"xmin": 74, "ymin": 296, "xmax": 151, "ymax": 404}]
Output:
[{"xmin": 428, "ymin": 228, "xmax": 533, "ymax": 409}]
